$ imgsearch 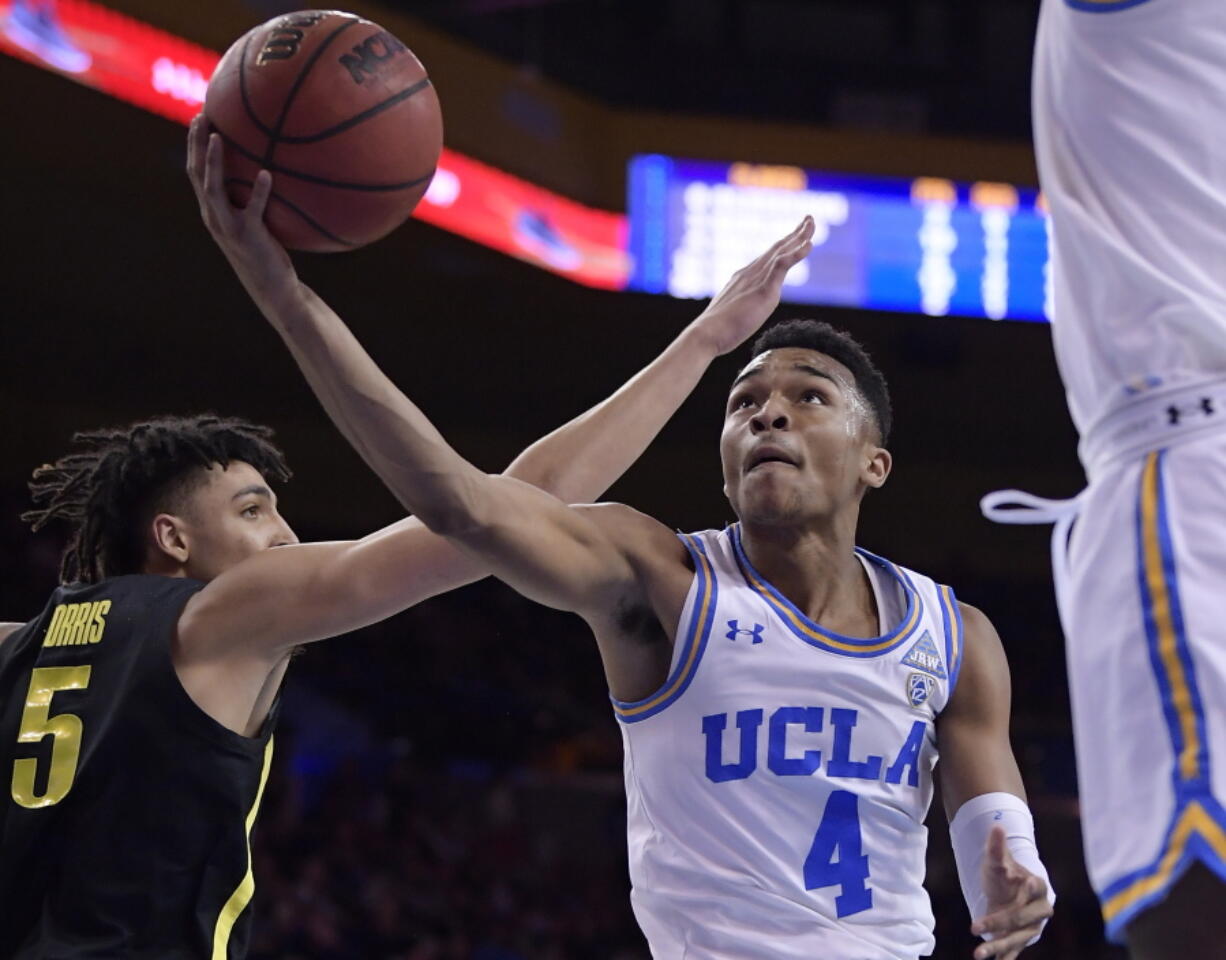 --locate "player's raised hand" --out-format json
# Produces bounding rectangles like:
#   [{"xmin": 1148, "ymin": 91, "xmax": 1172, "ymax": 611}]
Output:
[
  {"xmin": 186, "ymin": 114, "xmax": 296, "ymax": 301},
  {"xmin": 970, "ymin": 826, "xmax": 1053, "ymax": 959},
  {"xmin": 687, "ymin": 216, "xmax": 815, "ymax": 356}
]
